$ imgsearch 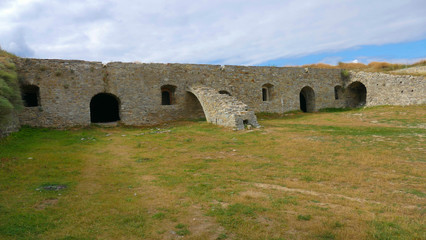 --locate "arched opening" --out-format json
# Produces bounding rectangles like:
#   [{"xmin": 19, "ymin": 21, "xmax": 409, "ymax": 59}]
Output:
[
  {"xmin": 161, "ymin": 85, "xmax": 176, "ymax": 105},
  {"xmin": 334, "ymin": 85, "xmax": 344, "ymax": 100},
  {"xmin": 299, "ymin": 86, "xmax": 315, "ymax": 112},
  {"xmin": 346, "ymin": 81, "xmax": 367, "ymax": 108},
  {"xmin": 90, "ymin": 93, "xmax": 120, "ymax": 123},
  {"xmin": 184, "ymin": 92, "xmax": 205, "ymax": 120},
  {"xmin": 21, "ymin": 85, "xmax": 40, "ymax": 107},
  {"xmin": 219, "ymin": 90, "xmax": 231, "ymax": 96},
  {"xmin": 262, "ymin": 83, "xmax": 274, "ymax": 101}
]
